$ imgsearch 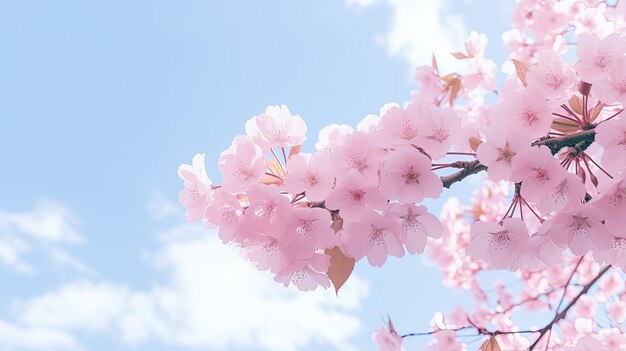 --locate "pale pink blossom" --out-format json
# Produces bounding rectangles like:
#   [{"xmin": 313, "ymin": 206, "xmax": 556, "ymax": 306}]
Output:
[
  {"xmin": 330, "ymin": 131, "xmax": 385, "ymax": 184},
  {"xmin": 387, "ymin": 203, "xmax": 443, "ymax": 254},
  {"xmin": 424, "ymin": 330, "xmax": 463, "ymax": 351},
  {"xmin": 592, "ymin": 176, "xmax": 626, "ymax": 235},
  {"xmin": 519, "ymin": 233, "xmax": 564, "ymax": 268},
  {"xmin": 341, "ymin": 211, "xmax": 403, "ymax": 267},
  {"xmin": 476, "ymin": 128, "xmax": 532, "ymax": 181},
  {"xmin": 414, "ymin": 66, "xmax": 444, "ymax": 103},
  {"xmin": 500, "ymin": 86, "xmax": 554, "ymax": 138},
  {"xmin": 378, "ymin": 104, "xmax": 421, "ymax": 147},
  {"xmin": 595, "ymin": 56, "xmax": 626, "ymax": 105},
  {"xmin": 575, "ymin": 33, "xmax": 626, "ymax": 83},
  {"xmin": 468, "ymin": 218, "xmax": 530, "ymax": 269},
  {"xmin": 529, "ymin": 4, "xmax": 569, "ymax": 39},
  {"xmin": 204, "ymin": 189, "xmax": 242, "ymax": 243},
  {"xmin": 283, "ymin": 153, "xmax": 334, "ymax": 201},
  {"xmin": 465, "ymin": 31, "xmax": 487, "ymax": 57},
  {"xmin": 242, "ymin": 184, "xmax": 292, "ymax": 234},
  {"xmin": 416, "ymin": 106, "xmax": 460, "ymax": 159},
  {"xmin": 281, "ymin": 207, "xmax": 334, "ymax": 258},
  {"xmin": 510, "ymin": 146, "xmax": 567, "ymax": 203},
  {"xmin": 325, "ymin": 170, "xmax": 387, "ymax": 221},
  {"xmin": 526, "ymin": 50, "xmax": 577, "ymax": 99},
  {"xmin": 245, "ymin": 105, "xmax": 307, "ymax": 149},
  {"xmin": 565, "ymin": 335, "xmax": 604, "ymax": 351},
  {"xmin": 540, "ymin": 204, "xmax": 612, "ymax": 255},
  {"xmin": 315, "ymin": 124, "xmax": 353, "ymax": 151},
  {"xmin": 380, "ymin": 148, "xmax": 442, "ymax": 203},
  {"xmin": 537, "ymin": 172, "xmax": 586, "ymax": 213},
  {"xmin": 274, "ymin": 253, "xmax": 331, "ymax": 291},
  {"xmin": 372, "ymin": 325, "xmax": 402, "ymax": 351},
  {"xmin": 594, "ymin": 237, "xmax": 626, "ymax": 271},
  {"xmin": 608, "ymin": 301, "xmax": 626, "ymax": 323},
  {"xmin": 595, "ymin": 117, "xmax": 626, "ymax": 174},
  {"xmin": 218, "ymin": 135, "xmax": 266, "ymax": 193},
  {"xmin": 178, "ymin": 153, "xmax": 213, "ymax": 221}
]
